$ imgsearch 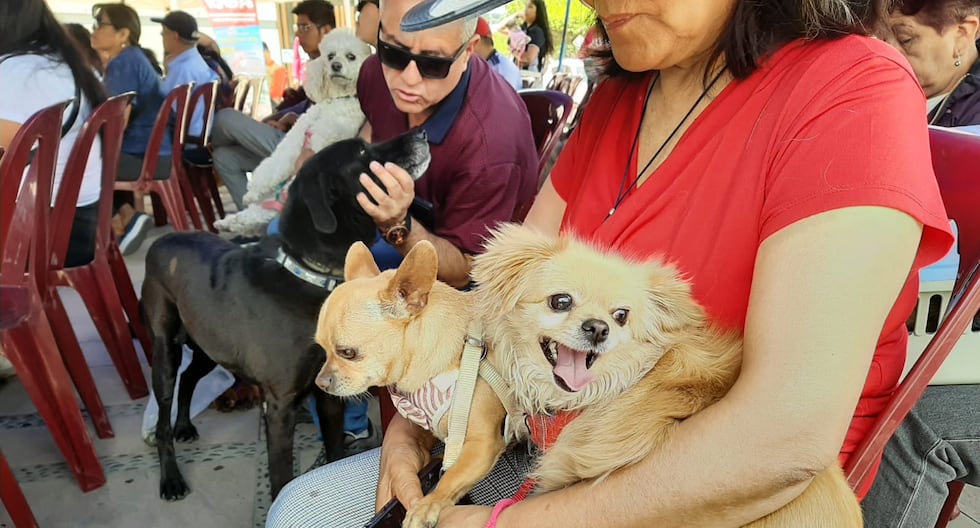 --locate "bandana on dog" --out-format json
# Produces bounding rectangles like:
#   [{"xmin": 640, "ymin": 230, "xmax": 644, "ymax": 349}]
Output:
[{"xmin": 388, "ymin": 370, "xmax": 460, "ymax": 432}]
